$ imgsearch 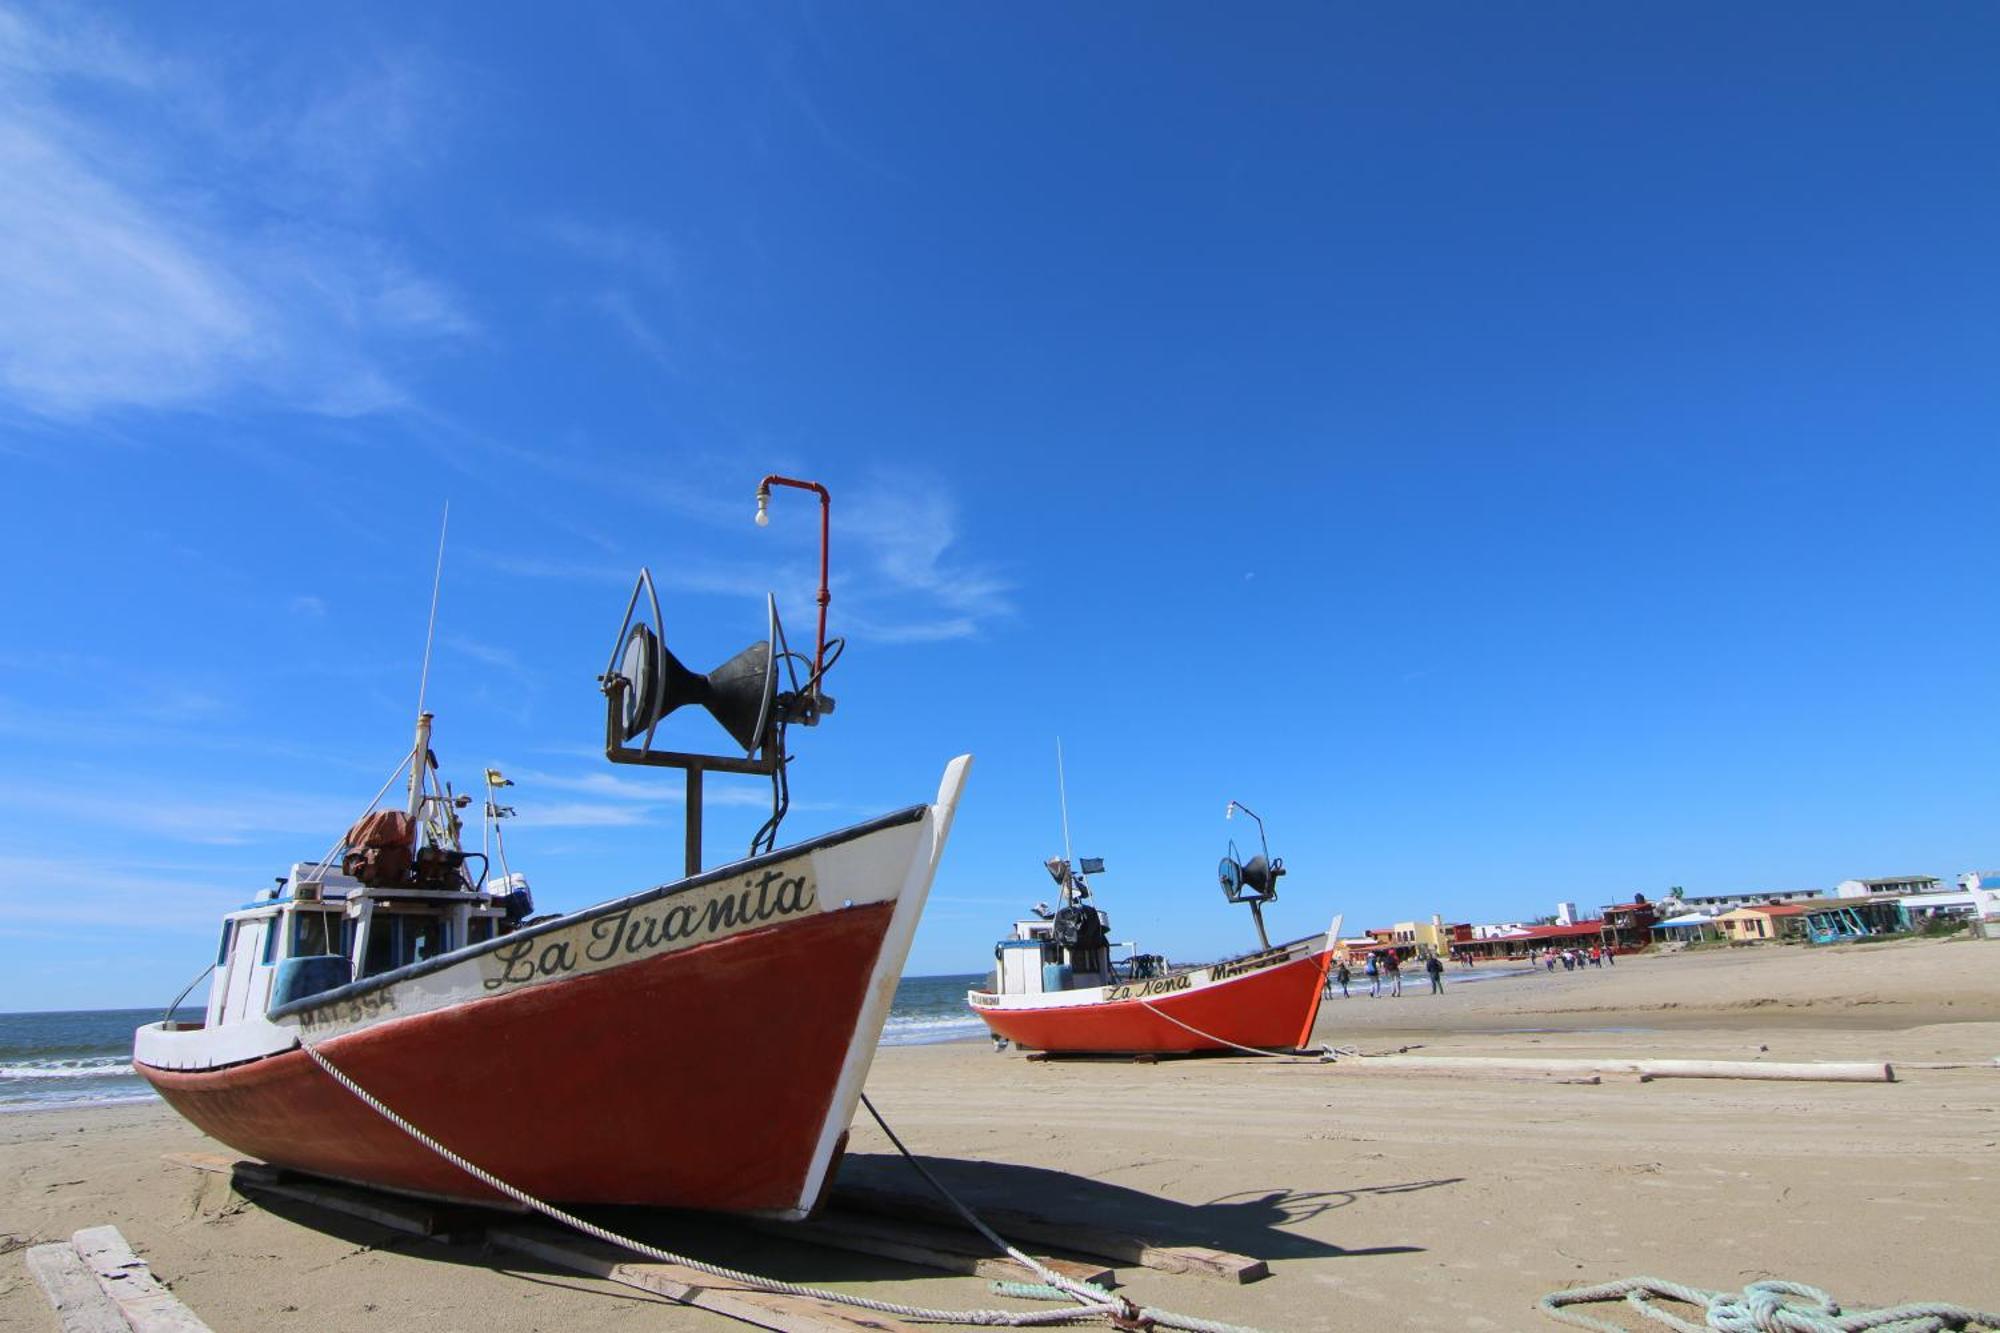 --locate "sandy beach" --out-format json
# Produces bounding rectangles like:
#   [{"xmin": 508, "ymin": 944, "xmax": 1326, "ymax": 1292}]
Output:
[{"xmin": 6, "ymin": 937, "xmax": 1996, "ymax": 1331}]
